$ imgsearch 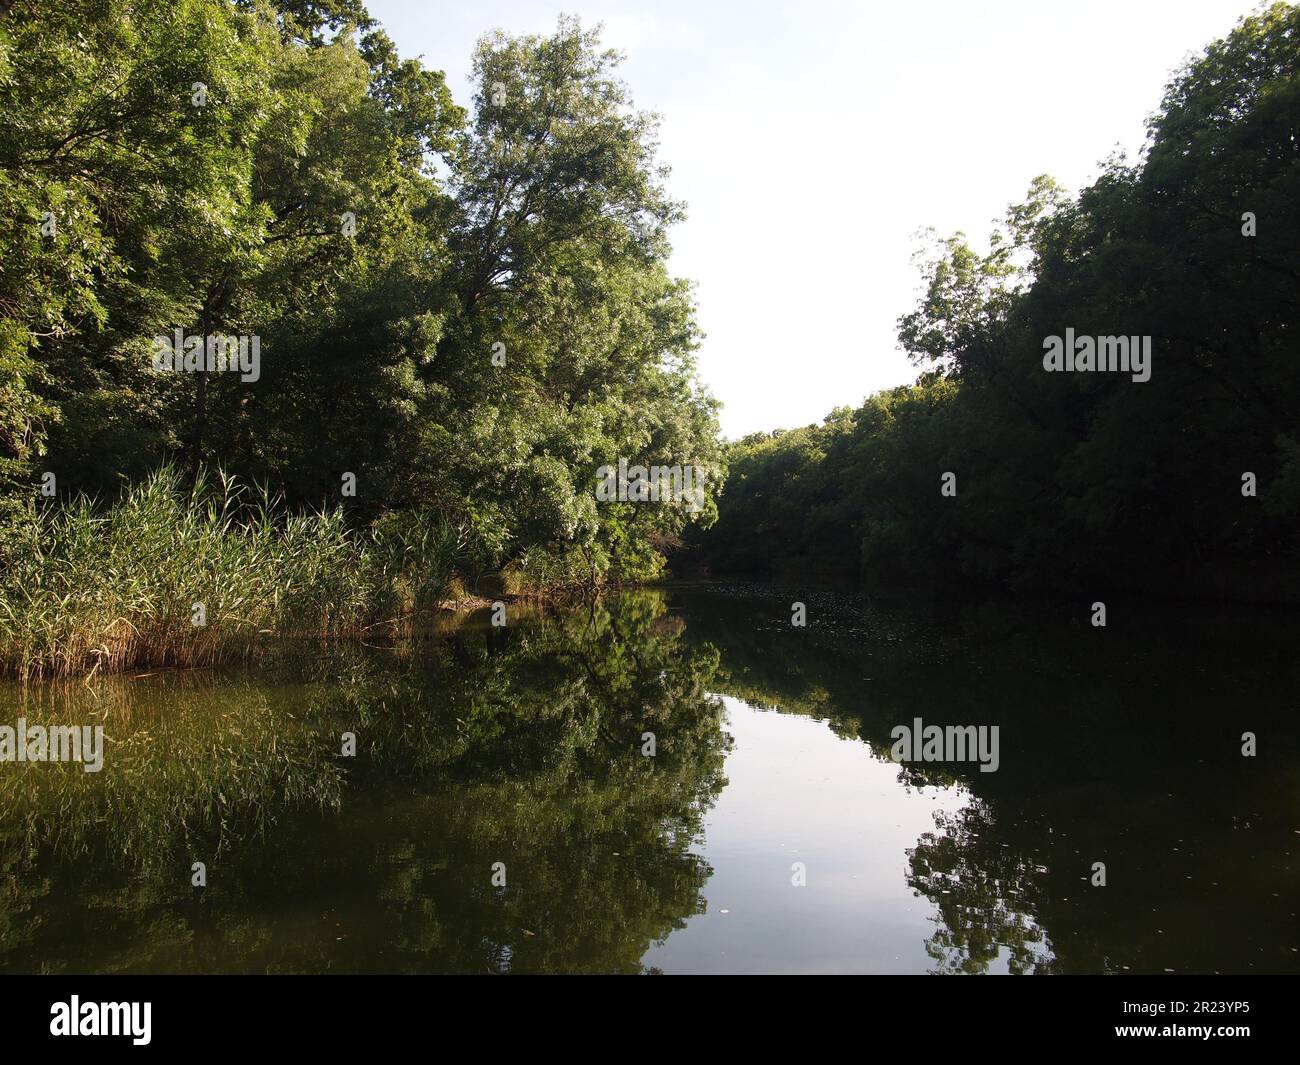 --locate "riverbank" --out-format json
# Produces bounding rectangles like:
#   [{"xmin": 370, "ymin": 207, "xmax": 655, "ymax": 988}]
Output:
[{"xmin": 0, "ymin": 468, "xmax": 568, "ymax": 681}]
